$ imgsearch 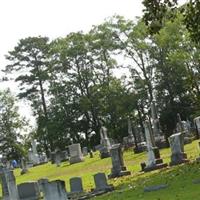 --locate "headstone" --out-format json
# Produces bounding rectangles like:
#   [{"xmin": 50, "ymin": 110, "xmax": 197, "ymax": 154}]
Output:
[
  {"xmin": 28, "ymin": 140, "xmax": 40, "ymax": 165},
  {"xmin": 108, "ymin": 144, "xmax": 131, "ymax": 179},
  {"xmin": 0, "ymin": 167, "xmax": 9, "ymax": 200},
  {"xmin": 69, "ymin": 144, "xmax": 84, "ymax": 164},
  {"xmin": 142, "ymin": 121, "xmax": 167, "ymax": 172},
  {"xmin": 144, "ymin": 184, "xmax": 168, "ymax": 192},
  {"xmin": 40, "ymin": 180, "xmax": 68, "ymax": 200},
  {"xmin": 194, "ymin": 116, "xmax": 200, "ymax": 137},
  {"xmin": 99, "ymin": 126, "xmax": 111, "ymax": 159},
  {"xmin": 4, "ymin": 169, "xmax": 19, "ymax": 200},
  {"xmin": 18, "ymin": 182, "xmax": 40, "ymax": 200},
  {"xmin": 93, "ymin": 173, "xmax": 113, "ymax": 192},
  {"xmin": 69, "ymin": 177, "xmax": 83, "ymax": 193},
  {"xmin": 20, "ymin": 157, "xmax": 28, "ymax": 175},
  {"xmin": 168, "ymin": 132, "xmax": 189, "ymax": 166},
  {"xmin": 82, "ymin": 147, "xmax": 88, "ymax": 156},
  {"xmin": 55, "ymin": 150, "xmax": 61, "ymax": 167}
]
